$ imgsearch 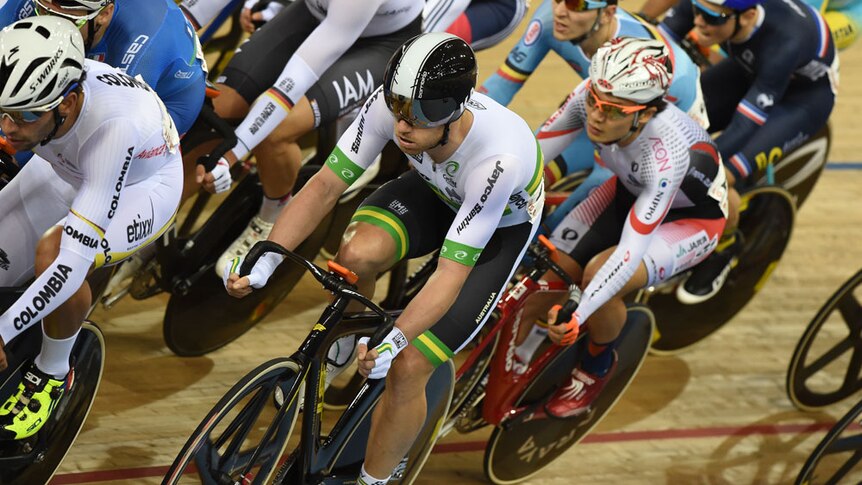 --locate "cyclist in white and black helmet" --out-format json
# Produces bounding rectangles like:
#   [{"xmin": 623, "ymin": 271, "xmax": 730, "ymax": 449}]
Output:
[
  {"xmin": 224, "ymin": 32, "xmax": 544, "ymax": 484},
  {"xmin": 0, "ymin": 16, "xmax": 182, "ymax": 439}
]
